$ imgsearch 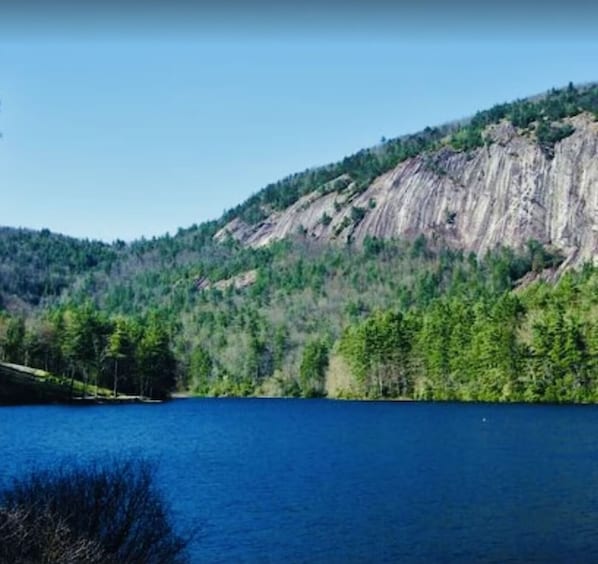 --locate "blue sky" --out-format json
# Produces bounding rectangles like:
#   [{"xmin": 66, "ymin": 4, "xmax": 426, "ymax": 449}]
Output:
[{"xmin": 1, "ymin": 5, "xmax": 597, "ymax": 241}]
